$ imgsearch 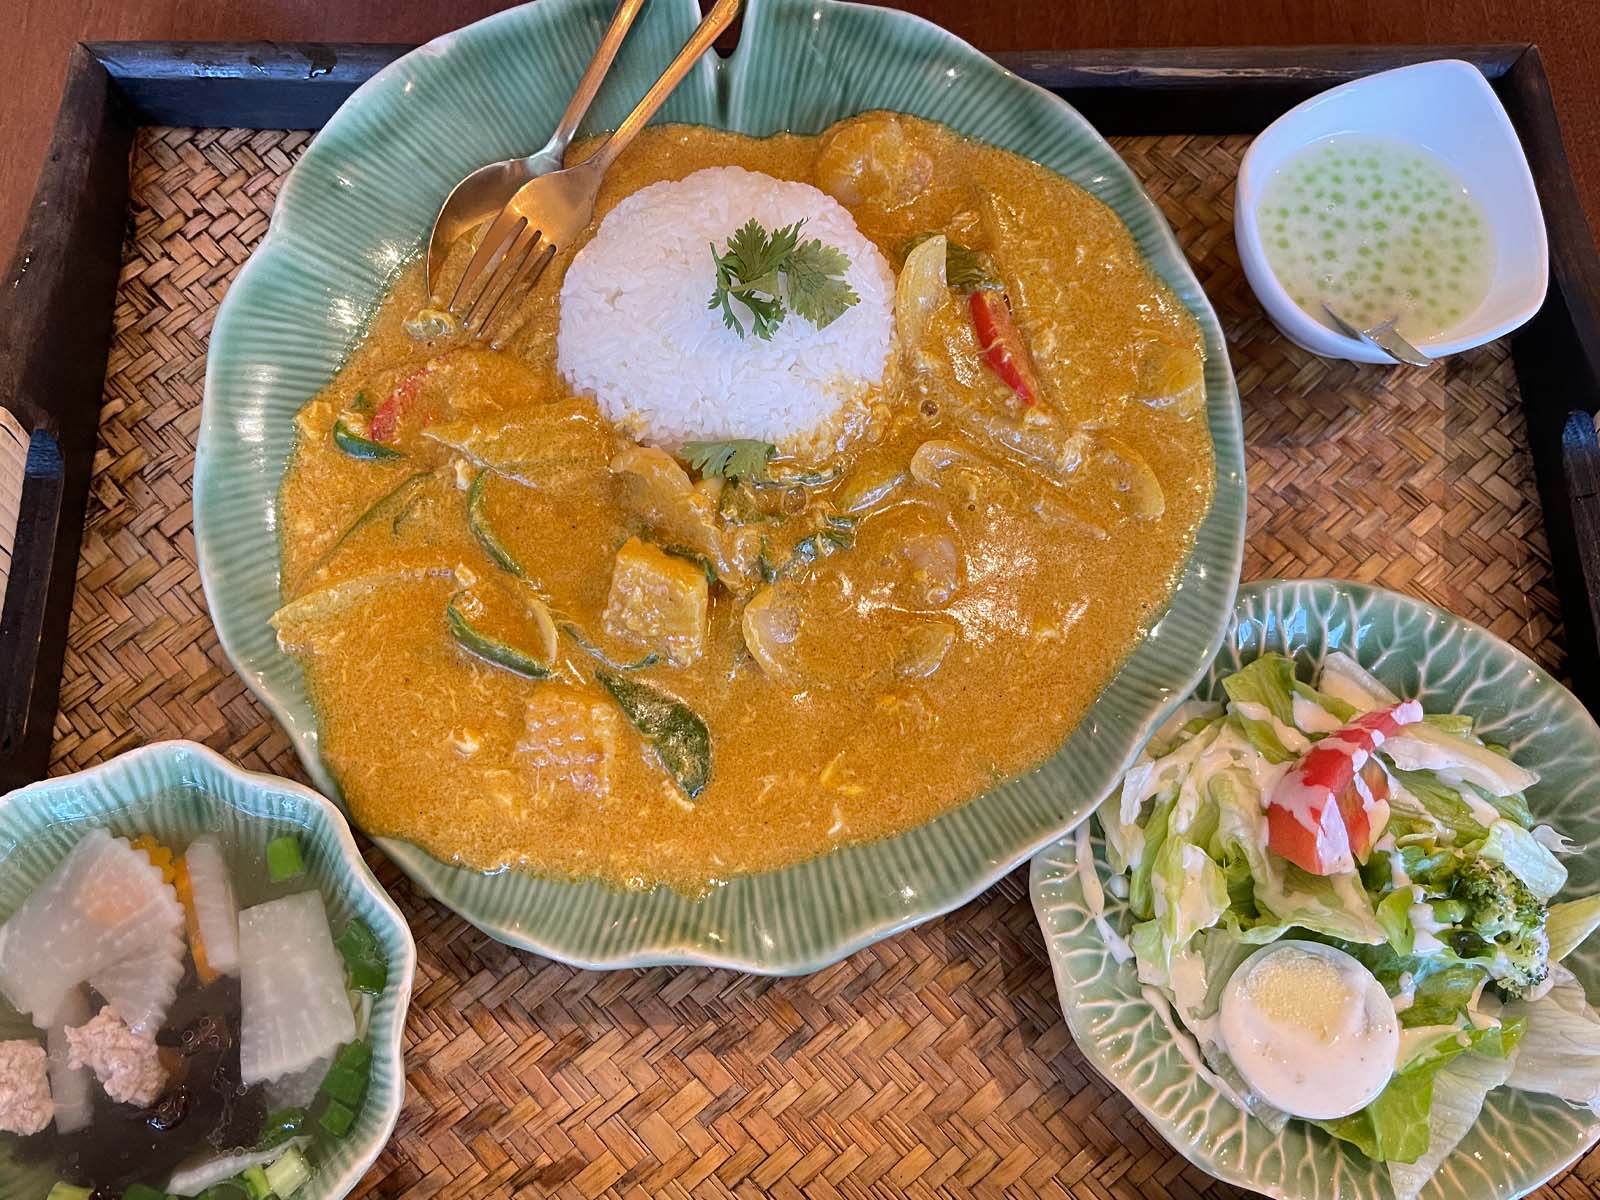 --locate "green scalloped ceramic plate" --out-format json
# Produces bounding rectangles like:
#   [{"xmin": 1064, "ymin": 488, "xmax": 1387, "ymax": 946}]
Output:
[
  {"xmin": 197, "ymin": 0, "xmax": 1246, "ymax": 972},
  {"xmin": 0, "ymin": 741, "xmax": 415, "ymax": 1200},
  {"xmin": 1031, "ymin": 579, "xmax": 1600, "ymax": 1200}
]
